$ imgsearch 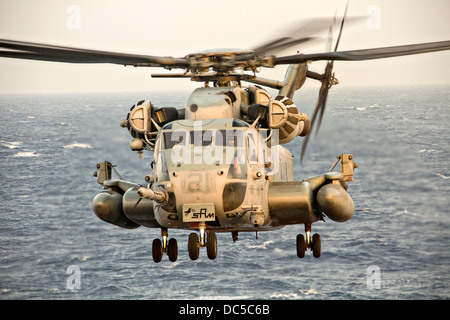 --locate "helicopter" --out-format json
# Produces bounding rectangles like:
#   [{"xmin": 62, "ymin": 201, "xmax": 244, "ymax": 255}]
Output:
[{"xmin": 1, "ymin": 10, "xmax": 449, "ymax": 263}]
